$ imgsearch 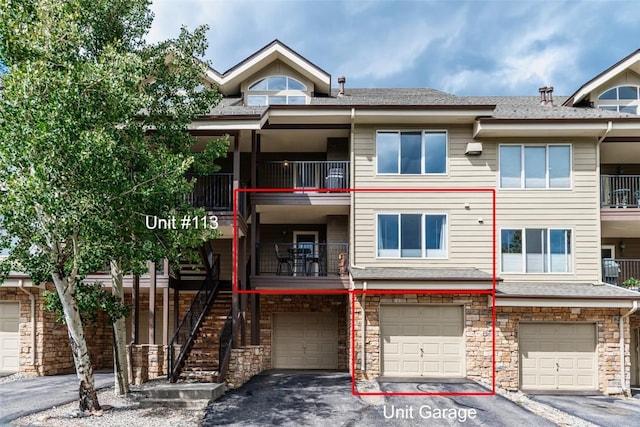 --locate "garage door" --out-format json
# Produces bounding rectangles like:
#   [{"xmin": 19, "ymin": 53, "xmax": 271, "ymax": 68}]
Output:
[
  {"xmin": 381, "ymin": 305, "xmax": 464, "ymax": 377},
  {"xmin": 520, "ymin": 323, "xmax": 597, "ymax": 391},
  {"xmin": 272, "ymin": 313, "xmax": 338, "ymax": 369},
  {"xmin": 0, "ymin": 302, "xmax": 20, "ymax": 372}
]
